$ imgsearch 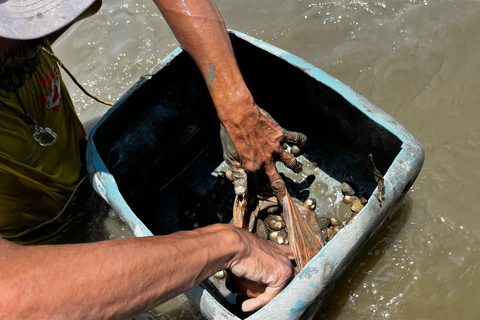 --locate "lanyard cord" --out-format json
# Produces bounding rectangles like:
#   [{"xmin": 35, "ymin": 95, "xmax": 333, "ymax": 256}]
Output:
[
  {"xmin": 41, "ymin": 47, "xmax": 113, "ymax": 106},
  {"xmin": 0, "ymin": 45, "xmax": 112, "ymax": 147},
  {"xmin": 0, "ymin": 85, "xmax": 58, "ymax": 146}
]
